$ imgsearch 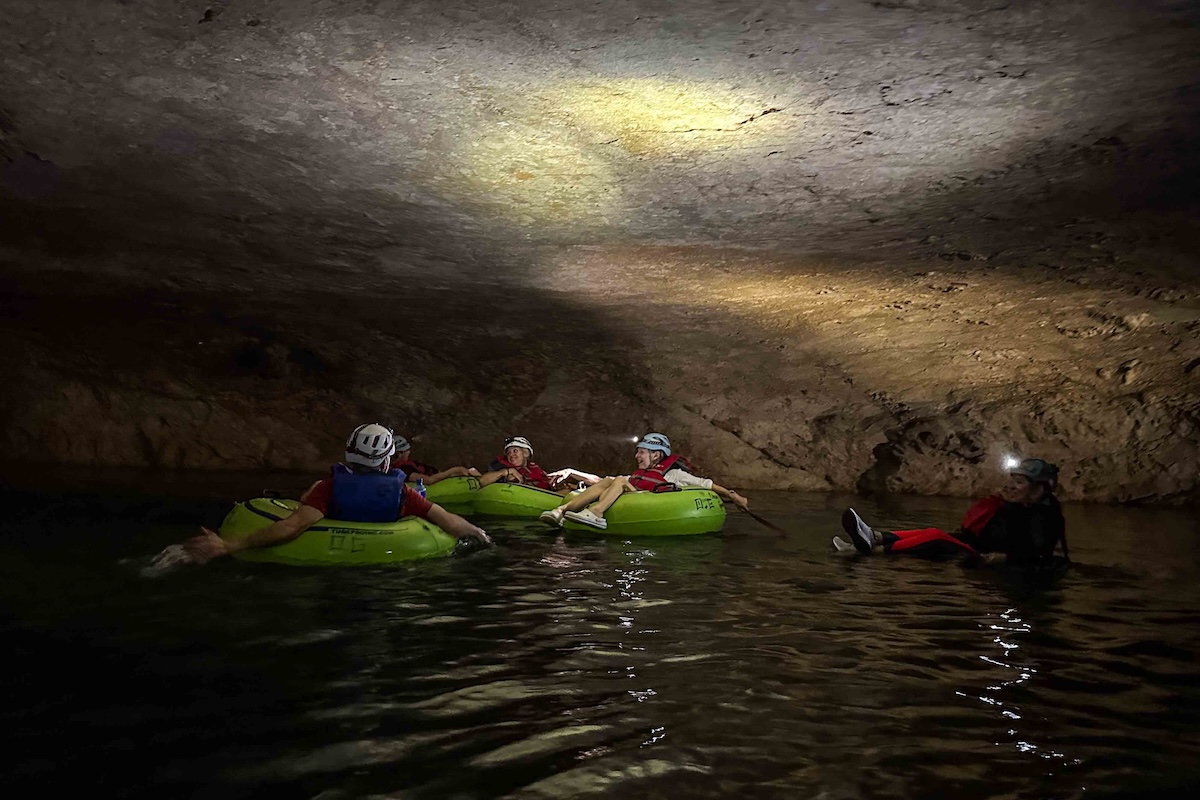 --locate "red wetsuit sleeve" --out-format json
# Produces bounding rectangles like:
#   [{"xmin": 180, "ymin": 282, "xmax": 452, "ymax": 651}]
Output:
[
  {"xmin": 961, "ymin": 494, "xmax": 1006, "ymax": 535},
  {"xmin": 401, "ymin": 489, "xmax": 434, "ymax": 519},
  {"xmin": 300, "ymin": 479, "xmax": 333, "ymax": 515}
]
